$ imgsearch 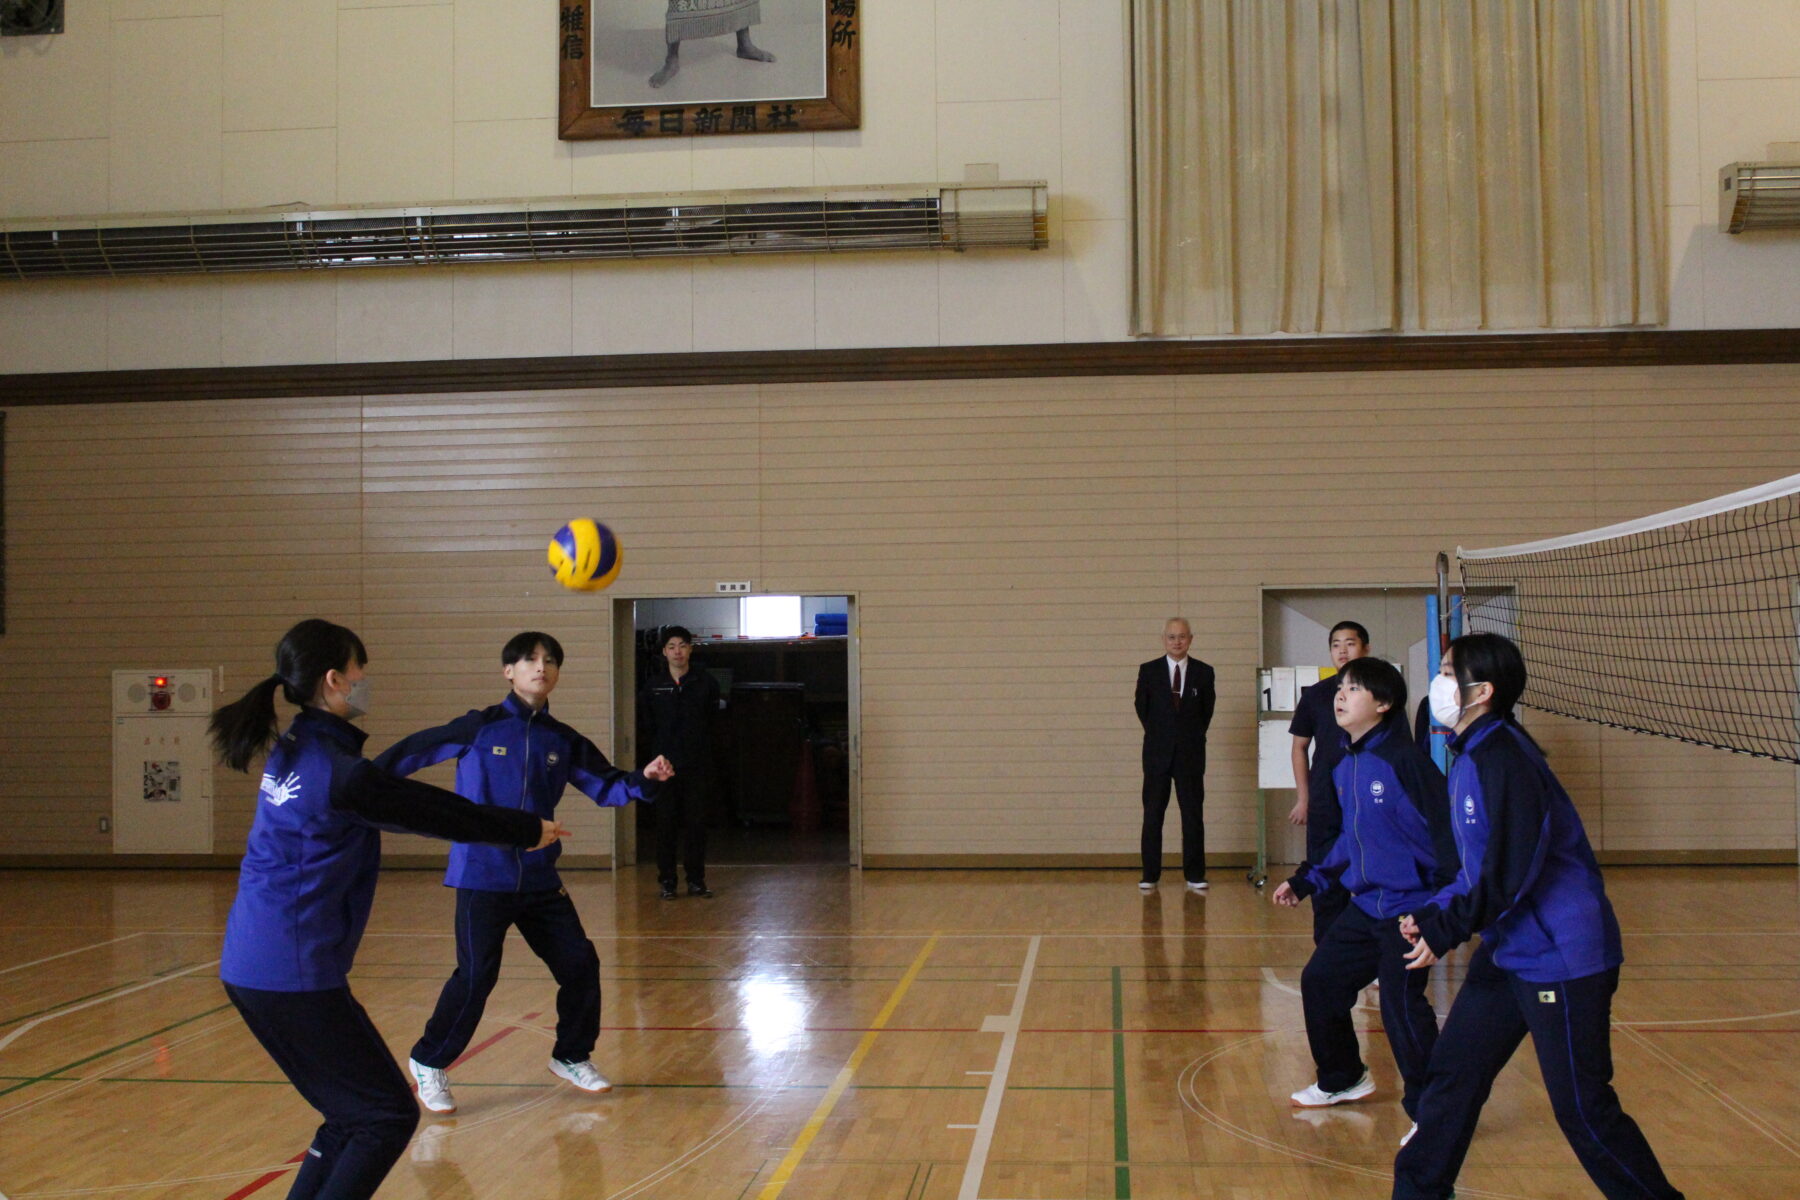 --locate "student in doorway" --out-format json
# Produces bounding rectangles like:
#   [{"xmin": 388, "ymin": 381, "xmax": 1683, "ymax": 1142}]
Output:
[
  {"xmin": 211, "ymin": 619, "xmax": 562, "ymax": 1200},
  {"xmin": 1272, "ymin": 657, "xmax": 1456, "ymax": 1134},
  {"xmin": 1287, "ymin": 620, "xmax": 1372, "ymax": 943},
  {"xmin": 1393, "ymin": 633, "xmax": 1685, "ymax": 1200},
  {"xmin": 375, "ymin": 631, "xmax": 673, "ymax": 1114},
  {"xmin": 639, "ymin": 625, "xmax": 723, "ymax": 900}
]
